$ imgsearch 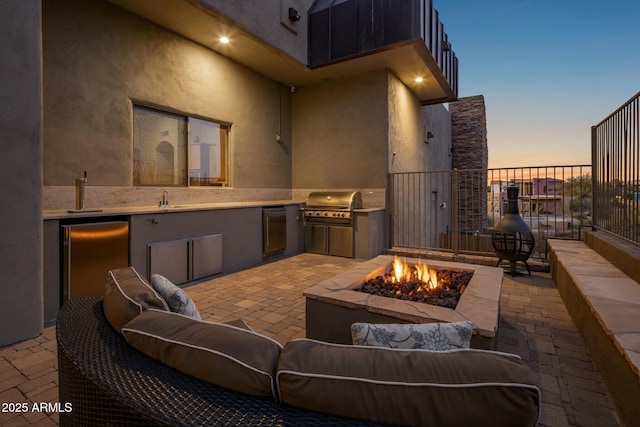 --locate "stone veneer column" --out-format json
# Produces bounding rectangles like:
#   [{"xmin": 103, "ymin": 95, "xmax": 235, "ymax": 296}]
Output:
[
  {"xmin": 0, "ymin": 0, "xmax": 43, "ymax": 345},
  {"xmin": 450, "ymin": 95, "xmax": 488, "ymax": 233}
]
